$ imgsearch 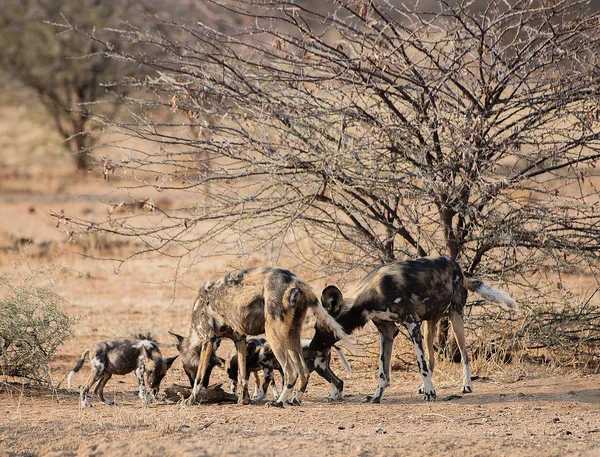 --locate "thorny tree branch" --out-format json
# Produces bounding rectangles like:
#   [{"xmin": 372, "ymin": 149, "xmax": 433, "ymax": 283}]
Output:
[{"xmin": 55, "ymin": 0, "xmax": 600, "ymax": 296}]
